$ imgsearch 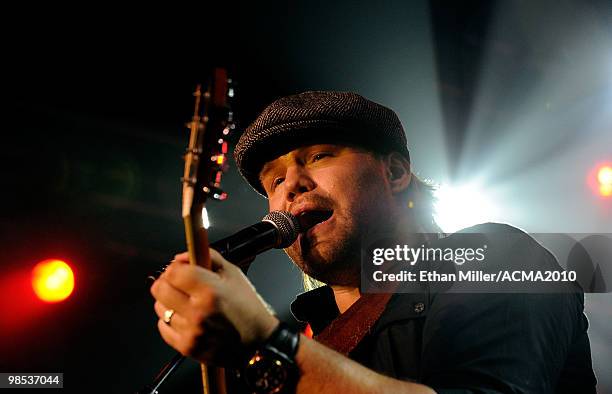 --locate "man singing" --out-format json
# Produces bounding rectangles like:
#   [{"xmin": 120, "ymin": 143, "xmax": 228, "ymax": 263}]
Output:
[{"xmin": 150, "ymin": 91, "xmax": 597, "ymax": 393}]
